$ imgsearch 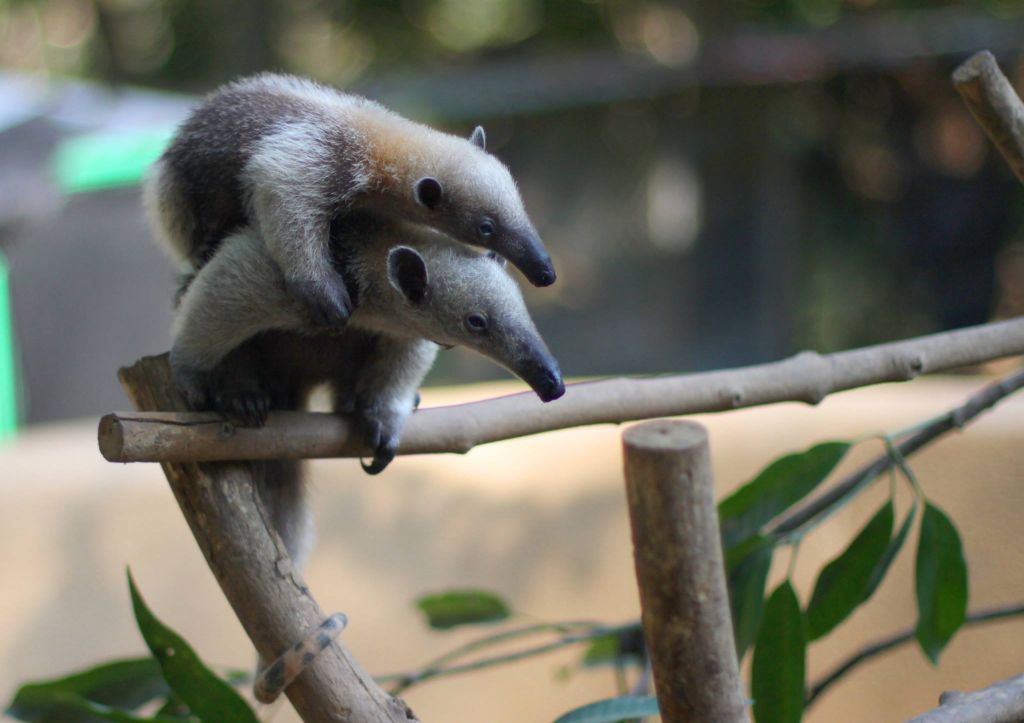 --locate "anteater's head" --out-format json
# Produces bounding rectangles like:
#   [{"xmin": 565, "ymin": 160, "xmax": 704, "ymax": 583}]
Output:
[
  {"xmin": 365, "ymin": 232, "xmax": 564, "ymax": 403},
  {"xmin": 405, "ymin": 126, "xmax": 556, "ymax": 289}
]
